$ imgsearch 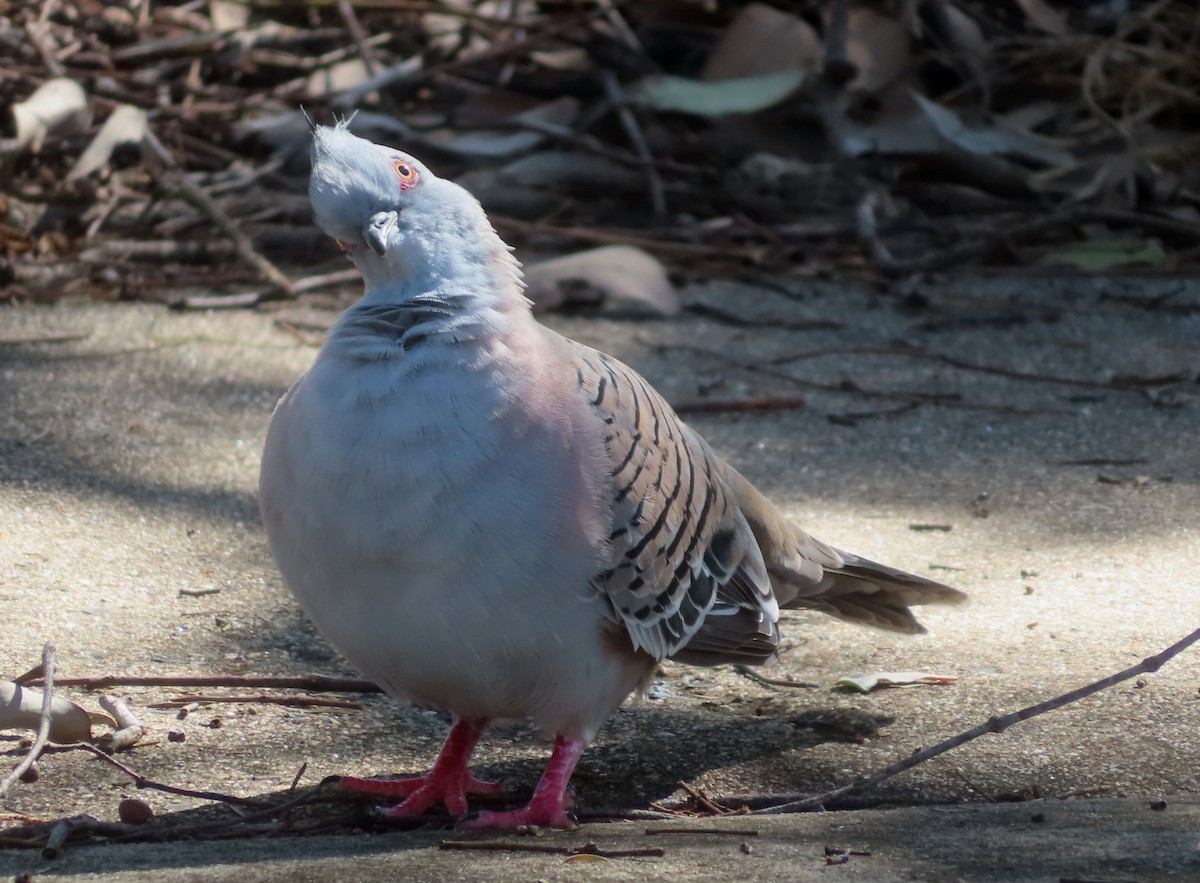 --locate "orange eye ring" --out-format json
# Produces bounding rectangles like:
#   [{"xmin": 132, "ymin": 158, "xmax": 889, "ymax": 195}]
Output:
[{"xmin": 392, "ymin": 159, "xmax": 419, "ymax": 191}]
